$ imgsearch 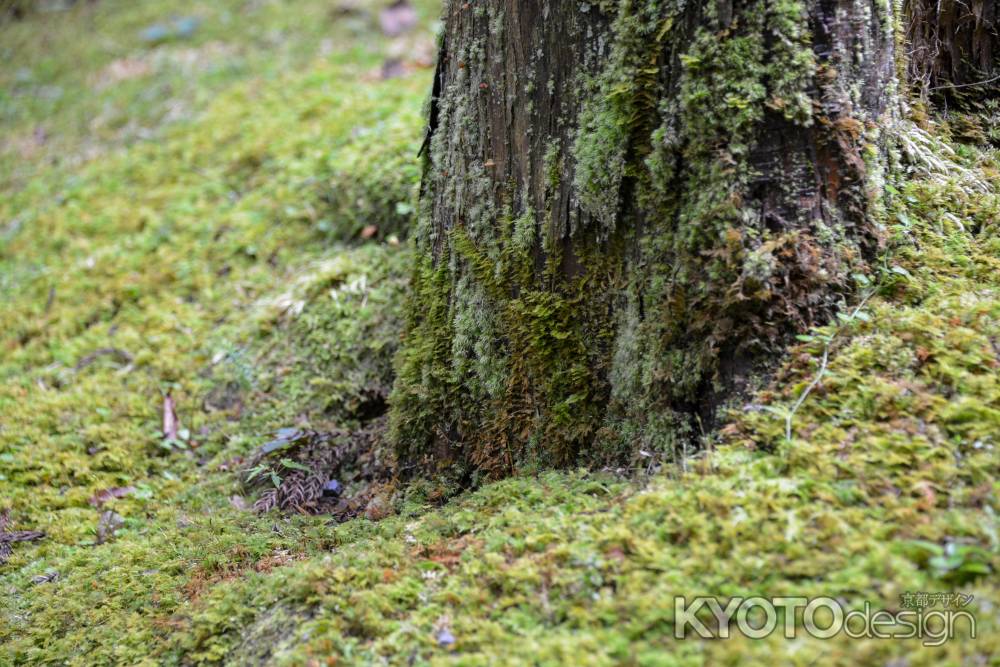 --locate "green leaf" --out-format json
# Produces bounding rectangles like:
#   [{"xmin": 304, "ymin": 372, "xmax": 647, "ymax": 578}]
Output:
[
  {"xmin": 891, "ymin": 265, "xmax": 912, "ymax": 278},
  {"xmin": 280, "ymin": 458, "xmax": 310, "ymax": 472}
]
